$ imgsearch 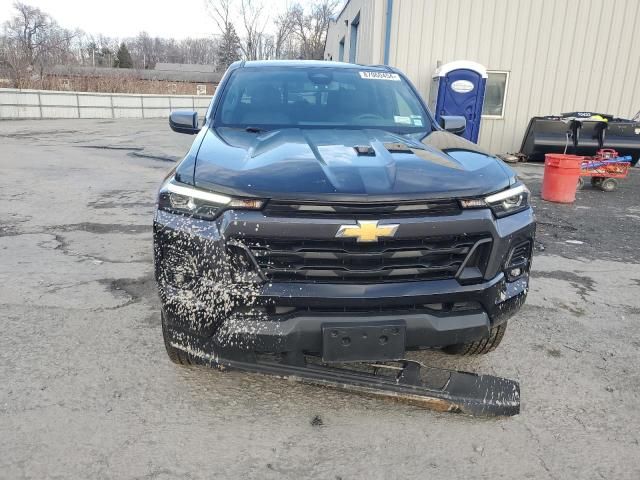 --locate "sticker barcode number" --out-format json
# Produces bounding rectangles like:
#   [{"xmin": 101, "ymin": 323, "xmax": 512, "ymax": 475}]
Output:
[{"xmin": 359, "ymin": 71, "xmax": 401, "ymax": 81}]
